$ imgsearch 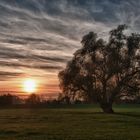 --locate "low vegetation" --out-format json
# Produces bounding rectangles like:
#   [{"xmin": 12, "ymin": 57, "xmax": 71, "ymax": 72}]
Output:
[{"xmin": 0, "ymin": 105, "xmax": 140, "ymax": 140}]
